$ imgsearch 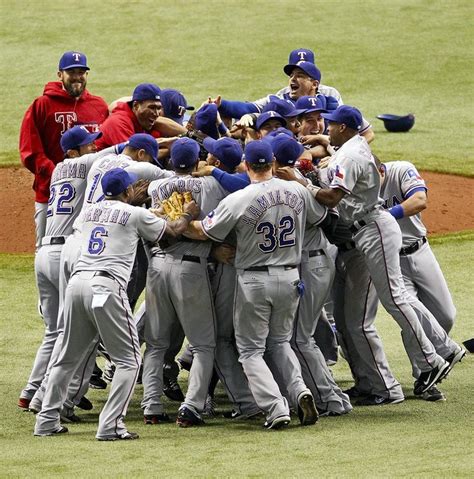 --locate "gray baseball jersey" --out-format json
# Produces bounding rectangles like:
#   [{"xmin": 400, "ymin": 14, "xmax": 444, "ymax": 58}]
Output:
[
  {"xmin": 202, "ymin": 177, "xmax": 328, "ymax": 269},
  {"xmin": 148, "ymin": 175, "xmax": 227, "ymax": 257},
  {"xmin": 35, "ymin": 201, "xmax": 167, "ymax": 438},
  {"xmin": 326, "ymin": 135, "xmax": 383, "ymax": 224},
  {"xmin": 380, "ymin": 161, "xmax": 427, "ymax": 247}
]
